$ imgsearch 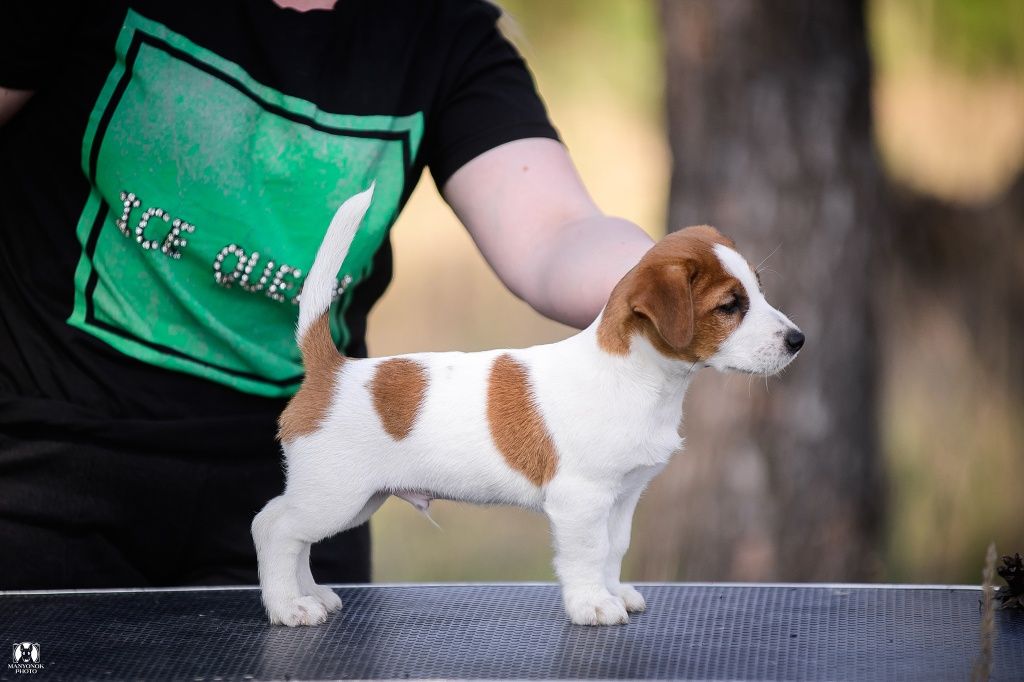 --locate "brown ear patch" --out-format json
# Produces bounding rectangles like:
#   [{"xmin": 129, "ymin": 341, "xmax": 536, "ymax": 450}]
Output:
[
  {"xmin": 629, "ymin": 264, "xmax": 694, "ymax": 352},
  {"xmin": 370, "ymin": 358, "xmax": 428, "ymax": 440},
  {"xmin": 278, "ymin": 312, "xmax": 345, "ymax": 443},
  {"xmin": 597, "ymin": 225, "xmax": 743, "ymax": 361},
  {"xmin": 486, "ymin": 354, "xmax": 558, "ymax": 486},
  {"xmin": 596, "ymin": 268, "xmax": 646, "ymax": 356}
]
